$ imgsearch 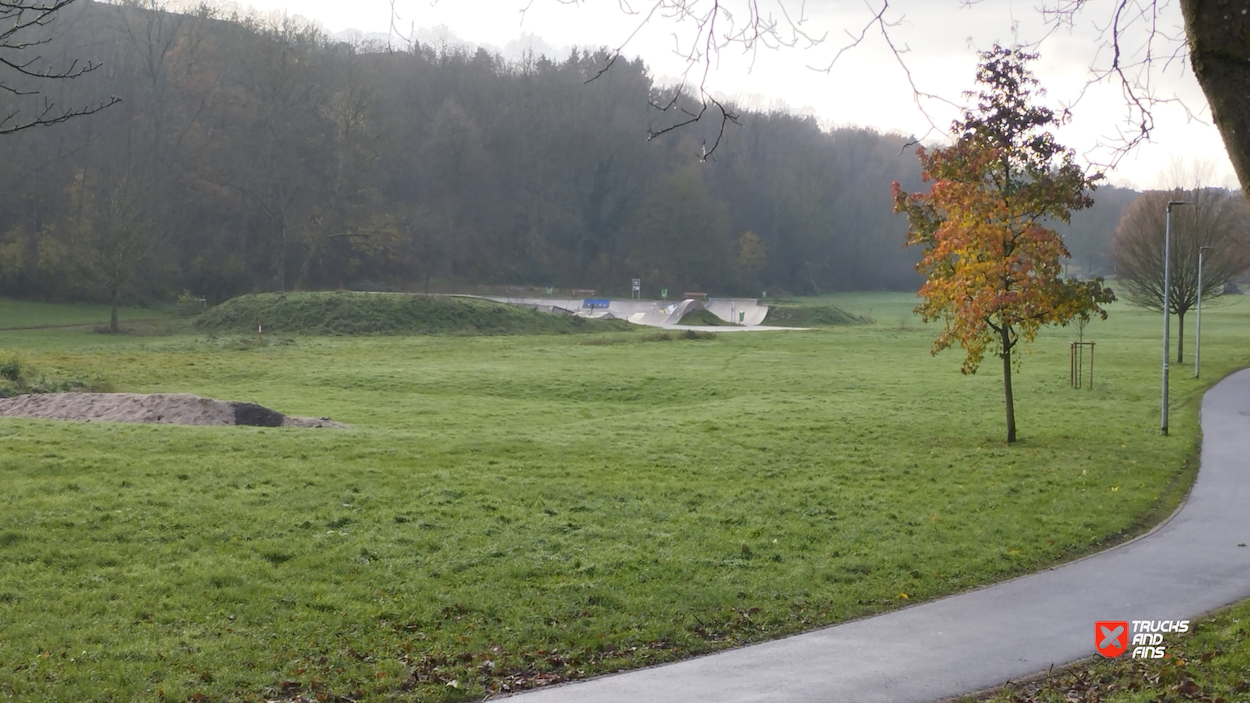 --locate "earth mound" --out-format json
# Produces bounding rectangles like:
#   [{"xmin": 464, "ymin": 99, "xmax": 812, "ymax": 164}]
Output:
[
  {"xmin": 761, "ymin": 303, "xmax": 871, "ymax": 327},
  {"xmin": 0, "ymin": 393, "xmax": 349, "ymax": 428},
  {"xmin": 193, "ymin": 291, "xmax": 632, "ymax": 336},
  {"xmin": 677, "ymin": 308, "xmax": 738, "ymax": 326}
]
